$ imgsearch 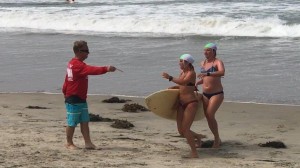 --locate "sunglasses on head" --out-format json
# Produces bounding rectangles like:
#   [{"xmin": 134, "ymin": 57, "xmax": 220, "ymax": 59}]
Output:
[{"xmin": 80, "ymin": 49, "xmax": 89, "ymax": 54}]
